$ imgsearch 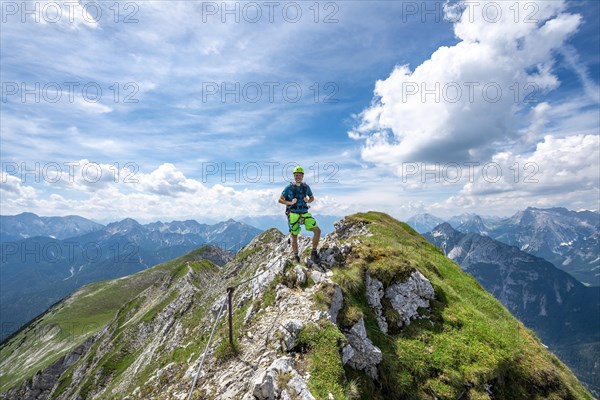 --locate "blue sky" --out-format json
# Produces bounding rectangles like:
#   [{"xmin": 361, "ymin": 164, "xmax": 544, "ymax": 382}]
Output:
[{"xmin": 1, "ymin": 0, "xmax": 598, "ymax": 224}]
